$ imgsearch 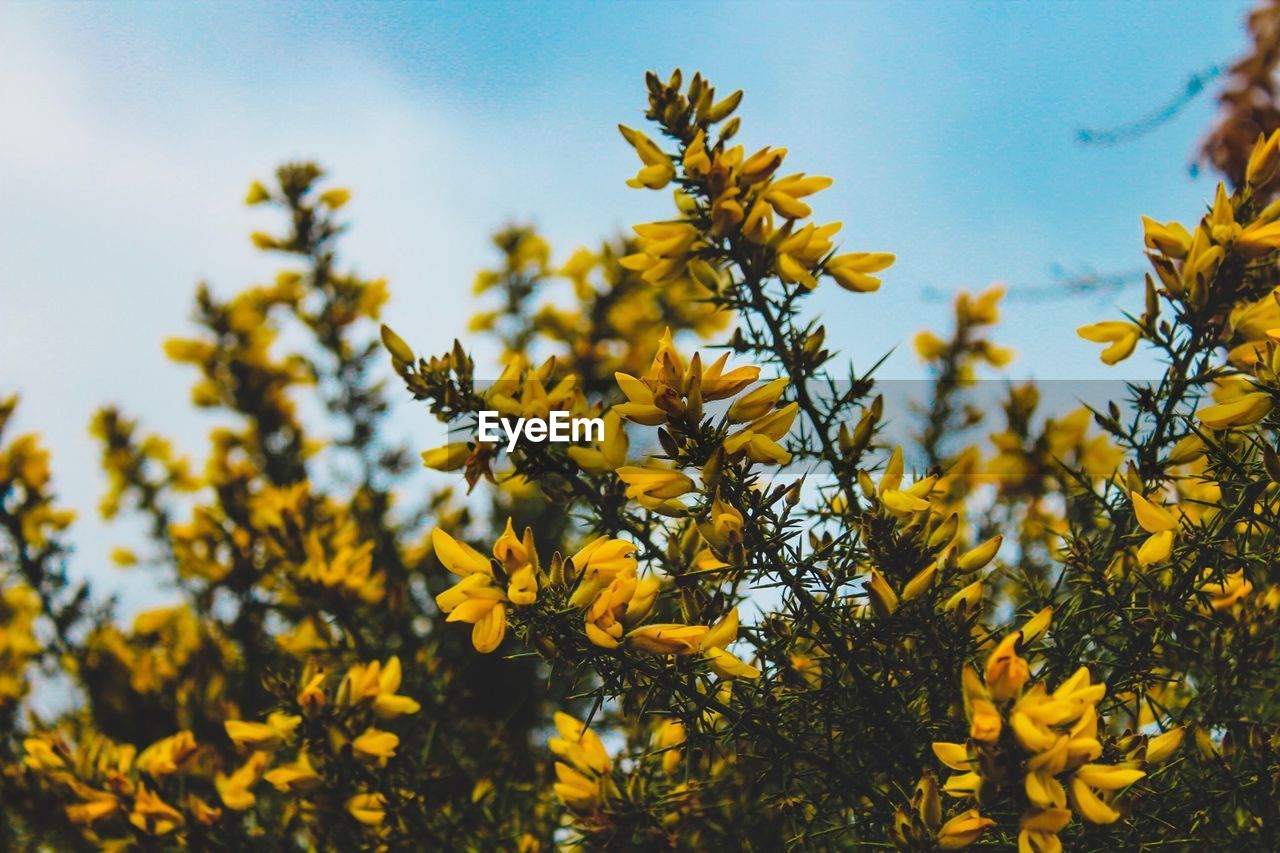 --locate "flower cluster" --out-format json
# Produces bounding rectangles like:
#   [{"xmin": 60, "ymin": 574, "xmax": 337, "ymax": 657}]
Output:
[
  {"xmin": 931, "ymin": 614, "xmax": 1146, "ymax": 852},
  {"xmin": 9, "ymin": 49, "xmax": 1280, "ymax": 851}
]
